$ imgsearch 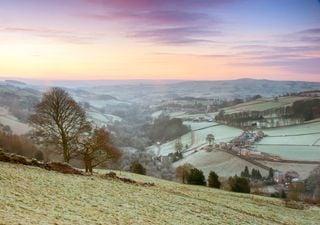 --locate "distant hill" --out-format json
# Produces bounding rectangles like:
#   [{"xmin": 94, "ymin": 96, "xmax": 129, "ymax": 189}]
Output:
[
  {"xmin": 4, "ymin": 80, "xmax": 26, "ymax": 85},
  {"xmin": 1, "ymin": 162, "xmax": 319, "ymax": 224},
  {"xmin": 168, "ymin": 78, "xmax": 320, "ymax": 99}
]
